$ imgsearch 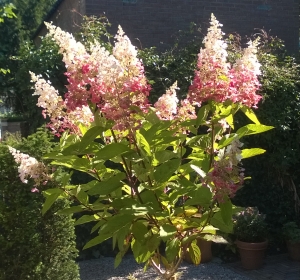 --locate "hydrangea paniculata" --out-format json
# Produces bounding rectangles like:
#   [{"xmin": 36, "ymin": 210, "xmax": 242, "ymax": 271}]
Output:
[
  {"xmin": 30, "ymin": 72, "xmax": 94, "ymax": 136},
  {"xmin": 188, "ymin": 14, "xmax": 262, "ymax": 108},
  {"xmin": 42, "ymin": 22, "xmax": 150, "ymax": 132},
  {"xmin": 8, "ymin": 146, "xmax": 50, "ymax": 189}
]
